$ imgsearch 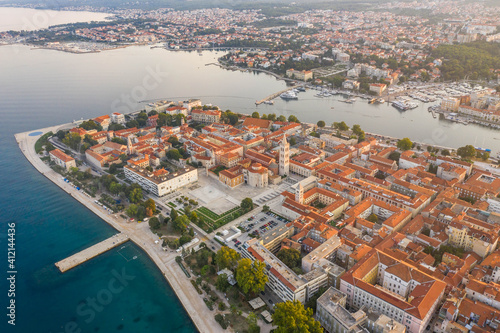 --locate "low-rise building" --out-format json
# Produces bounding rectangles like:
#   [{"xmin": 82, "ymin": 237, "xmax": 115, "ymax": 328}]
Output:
[
  {"xmin": 49, "ymin": 149, "xmax": 76, "ymax": 171},
  {"xmin": 286, "ymin": 69, "xmax": 313, "ymax": 81},
  {"xmin": 369, "ymin": 83, "xmax": 387, "ymax": 96},
  {"xmin": 191, "ymin": 109, "xmax": 221, "ymax": 123}
]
